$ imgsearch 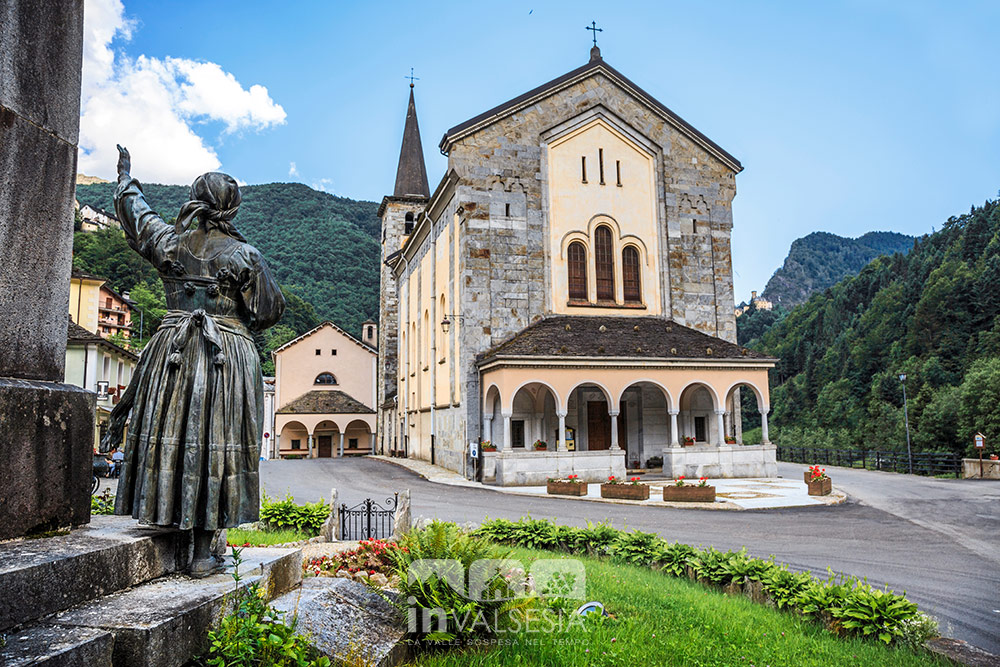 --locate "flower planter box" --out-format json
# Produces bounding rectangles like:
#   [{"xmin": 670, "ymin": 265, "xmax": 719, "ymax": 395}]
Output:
[
  {"xmin": 807, "ymin": 477, "xmax": 832, "ymax": 496},
  {"xmin": 600, "ymin": 484, "xmax": 649, "ymax": 501},
  {"xmin": 547, "ymin": 481, "xmax": 588, "ymax": 496},
  {"xmin": 803, "ymin": 471, "xmax": 812, "ymax": 484},
  {"xmin": 662, "ymin": 485, "xmax": 716, "ymax": 502}
]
